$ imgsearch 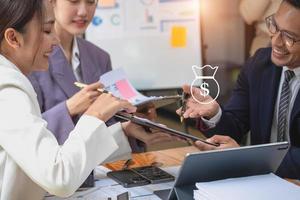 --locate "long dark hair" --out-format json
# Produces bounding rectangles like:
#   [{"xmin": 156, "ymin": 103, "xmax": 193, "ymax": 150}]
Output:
[{"xmin": 0, "ymin": 0, "xmax": 43, "ymax": 43}]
